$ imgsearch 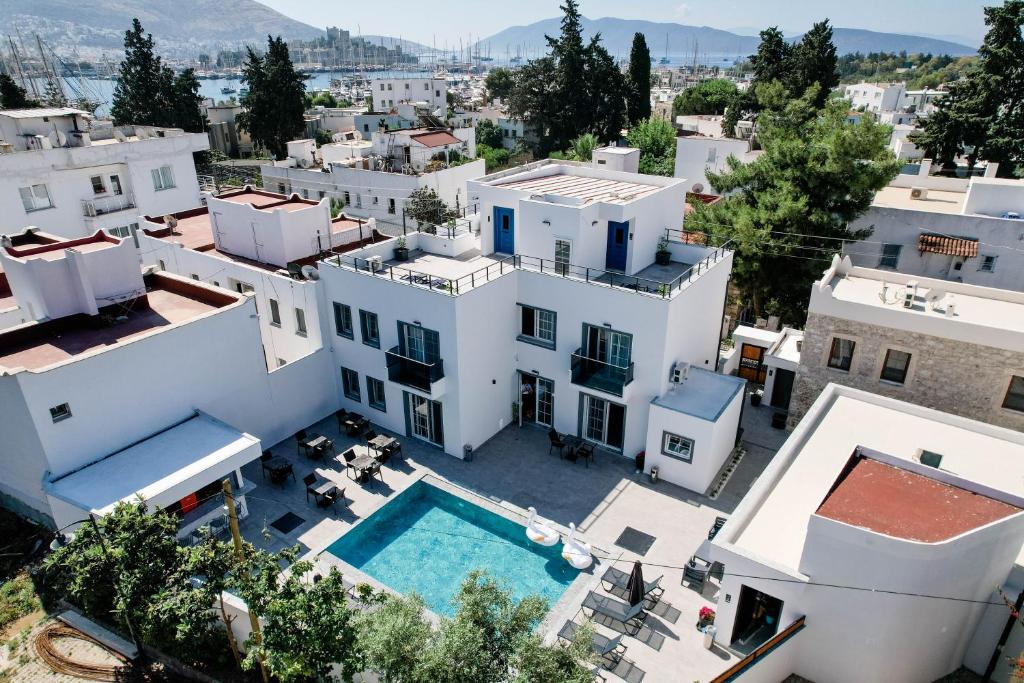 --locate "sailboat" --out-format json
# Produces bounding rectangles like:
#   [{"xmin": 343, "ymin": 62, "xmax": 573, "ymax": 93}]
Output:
[{"xmin": 660, "ymin": 33, "xmax": 670, "ymax": 64}]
